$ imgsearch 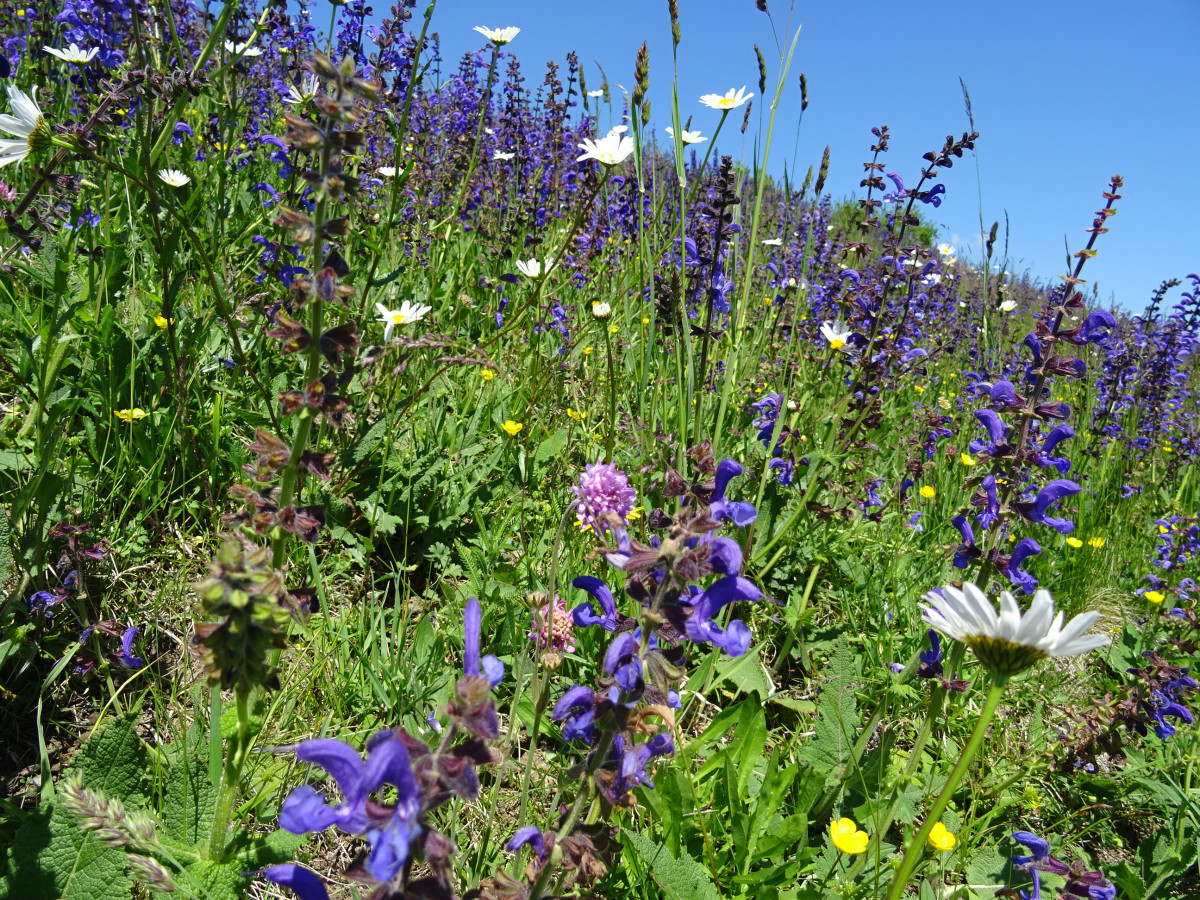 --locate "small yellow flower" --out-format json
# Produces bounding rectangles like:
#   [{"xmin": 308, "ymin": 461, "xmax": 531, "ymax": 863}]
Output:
[
  {"xmin": 610, "ymin": 324, "xmax": 618, "ymax": 334},
  {"xmin": 928, "ymin": 822, "xmax": 956, "ymax": 852},
  {"xmin": 582, "ymin": 346, "xmax": 593, "ymax": 356},
  {"xmin": 153, "ymin": 315, "xmax": 175, "ymax": 328},
  {"xmin": 830, "ymin": 818, "xmax": 868, "ymax": 855},
  {"xmin": 1088, "ymin": 537, "xmax": 1105, "ymax": 549},
  {"xmin": 501, "ymin": 420, "xmax": 522, "ymax": 436},
  {"xmin": 114, "ymin": 408, "xmax": 147, "ymax": 423},
  {"xmin": 919, "ymin": 485, "xmax": 936, "ymax": 499},
  {"xmin": 642, "ymin": 317, "xmax": 650, "ymax": 325},
  {"xmin": 960, "ymin": 453, "xmax": 977, "ymax": 467},
  {"xmin": 1145, "ymin": 590, "xmax": 1165, "ymax": 604},
  {"xmin": 481, "ymin": 369, "xmax": 495, "ymax": 381},
  {"xmin": 1163, "ymin": 444, "xmax": 1174, "ymax": 453},
  {"xmin": 567, "ymin": 408, "xmax": 586, "ymax": 422},
  {"xmin": 914, "ymin": 384, "xmax": 925, "ymax": 393},
  {"xmin": 1066, "ymin": 537, "xmax": 1083, "ymax": 548},
  {"xmin": 627, "ymin": 506, "xmax": 643, "ymax": 521}
]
